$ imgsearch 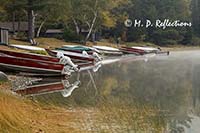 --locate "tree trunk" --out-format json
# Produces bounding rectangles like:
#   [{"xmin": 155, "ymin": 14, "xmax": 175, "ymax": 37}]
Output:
[
  {"xmin": 28, "ymin": 0, "xmax": 35, "ymax": 41},
  {"xmin": 73, "ymin": 18, "xmax": 80, "ymax": 35},
  {"xmin": 192, "ymin": 0, "xmax": 200, "ymax": 35},
  {"xmin": 12, "ymin": 12, "xmax": 16, "ymax": 36},
  {"xmin": 36, "ymin": 19, "xmax": 46, "ymax": 38},
  {"xmin": 85, "ymin": 12, "xmax": 97, "ymax": 43},
  {"xmin": 18, "ymin": 20, "xmax": 21, "ymax": 33}
]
